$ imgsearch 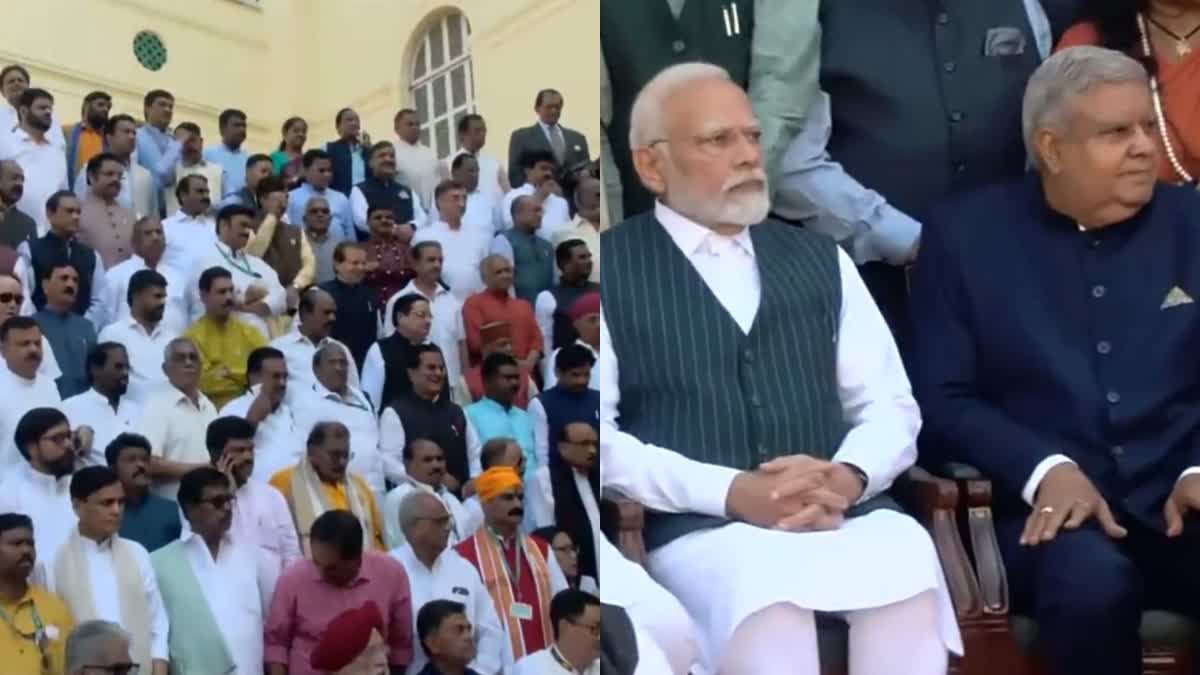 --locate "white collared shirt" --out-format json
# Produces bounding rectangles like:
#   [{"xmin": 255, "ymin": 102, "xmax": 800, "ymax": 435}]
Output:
[
  {"xmin": 515, "ymin": 647, "xmax": 599, "ymax": 675},
  {"xmin": 500, "ymin": 183, "xmax": 572, "ymax": 243},
  {"xmin": 161, "ymin": 211, "xmax": 217, "ymax": 281},
  {"xmin": 140, "ymin": 386, "xmax": 218, "ymax": 499},
  {"xmin": 381, "ymin": 477, "xmax": 472, "ymax": 551},
  {"xmin": 0, "ymin": 127, "xmax": 68, "ymax": 235},
  {"xmin": 268, "ymin": 328, "xmax": 360, "ymax": 406},
  {"xmin": 178, "ymin": 532, "xmax": 265, "ymax": 674},
  {"xmin": 293, "ymin": 382, "xmax": 385, "ymax": 496},
  {"xmin": 219, "ymin": 386, "xmax": 300, "ymax": 483},
  {"xmin": 383, "ymin": 280, "xmax": 466, "ymax": 386},
  {"xmin": 0, "ymin": 364, "xmax": 62, "ymax": 469},
  {"xmin": 445, "ymin": 149, "xmax": 507, "ymax": 200},
  {"xmin": 411, "ymin": 222, "xmax": 491, "ymax": 302},
  {"xmin": 102, "ymin": 255, "xmax": 189, "ymax": 335},
  {"xmin": 392, "ymin": 137, "xmax": 442, "ymax": 211},
  {"xmin": 391, "ymin": 544, "xmax": 511, "ymax": 675},
  {"xmin": 0, "ymin": 464, "xmax": 73, "ymax": 582},
  {"xmin": 428, "ymin": 189, "xmax": 501, "ymax": 238},
  {"xmin": 61, "ymin": 388, "xmax": 143, "ymax": 466},
  {"xmin": 378, "ymin": 405, "xmax": 482, "ymax": 484},
  {"xmin": 54, "ymin": 534, "xmax": 169, "ymax": 661},
  {"xmin": 97, "ymin": 318, "xmax": 178, "ymax": 407},
  {"xmin": 187, "ymin": 241, "xmax": 286, "ymax": 339},
  {"xmin": 600, "ymin": 201, "xmax": 921, "ymax": 516}
]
